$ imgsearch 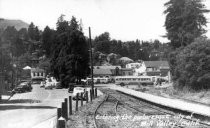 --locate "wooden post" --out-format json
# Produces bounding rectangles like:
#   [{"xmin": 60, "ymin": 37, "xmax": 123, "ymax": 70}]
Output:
[
  {"xmin": 76, "ymin": 93, "xmax": 79, "ymax": 111},
  {"xmin": 57, "ymin": 117, "xmax": 66, "ymax": 128},
  {"xmin": 86, "ymin": 91, "xmax": 88, "ymax": 103},
  {"xmin": 81, "ymin": 93, "xmax": 83, "ymax": 106},
  {"xmin": 92, "ymin": 89, "xmax": 94, "ymax": 99},
  {"xmin": 61, "ymin": 102, "xmax": 65, "ymax": 118},
  {"xmin": 57, "ymin": 108, "xmax": 62, "ymax": 121},
  {"xmin": 69, "ymin": 96, "xmax": 72, "ymax": 115},
  {"xmin": 64, "ymin": 98, "xmax": 68, "ymax": 119},
  {"xmin": 61, "ymin": 102, "xmax": 67, "ymax": 120},
  {"xmin": 90, "ymin": 90, "xmax": 92, "ymax": 102},
  {"xmin": 95, "ymin": 88, "xmax": 97, "ymax": 97}
]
